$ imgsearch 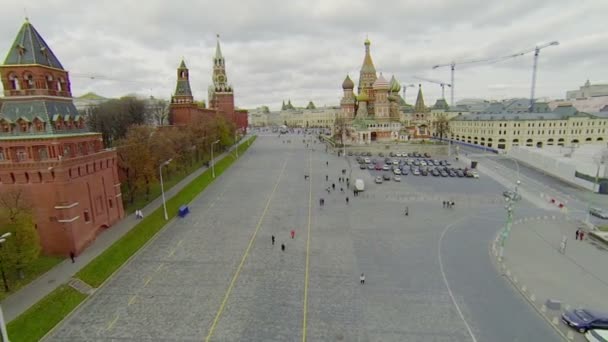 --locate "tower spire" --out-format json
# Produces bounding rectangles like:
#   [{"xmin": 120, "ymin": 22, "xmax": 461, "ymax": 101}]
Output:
[
  {"xmin": 414, "ymin": 84, "xmax": 427, "ymax": 112},
  {"xmin": 215, "ymin": 34, "xmax": 223, "ymax": 60},
  {"xmin": 172, "ymin": 59, "xmax": 193, "ymax": 104}
]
